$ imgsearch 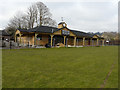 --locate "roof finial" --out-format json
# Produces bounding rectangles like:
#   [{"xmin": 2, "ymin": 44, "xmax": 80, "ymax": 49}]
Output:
[{"xmin": 61, "ymin": 17, "xmax": 64, "ymax": 21}]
